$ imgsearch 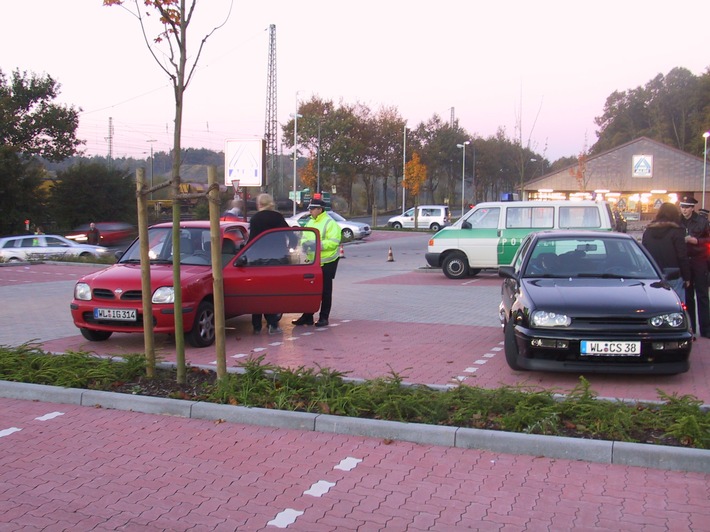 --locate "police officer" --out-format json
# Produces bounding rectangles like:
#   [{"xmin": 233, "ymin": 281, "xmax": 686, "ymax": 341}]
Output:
[
  {"xmin": 679, "ymin": 195, "xmax": 710, "ymax": 337},
  {"xmin": 292, "ymin": 196, "xmax": 341, "ymax": 327}
]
